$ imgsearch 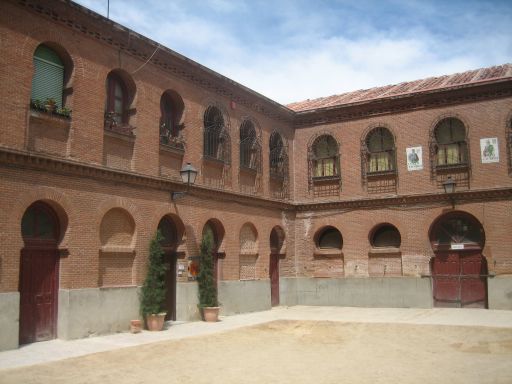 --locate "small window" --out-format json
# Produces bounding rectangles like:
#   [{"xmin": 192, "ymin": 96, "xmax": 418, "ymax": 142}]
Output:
[
  {"xmin": 316, "ymin": 226, "xmax": 343, "ymax": 249},
  {"xmin": 204, "ymin": 106, "xmax": 225, "ymax": 160},
  {"xmin": 434, "ymin": 118, "xmax": 467, "ymax": 166},
  {"xmin": 312, "ymin": 135, "xmax": 339, "ymax": 178},
  {"xmin": 160, "ymin": 91, "xmax": 185, "ymax": 148},
  {"xmin": 105, "ymin": 73, "xmax": 127, "ymax": 125},
  {"xmin": 240, "ymin": 120, "xmax": 257, "ymax": 169},
  {"xmin": 31, "ymin": 45, "xmax": 64, "ymax": 108},
  {"xmin": 269, "ymin": 132, "xmax": 285, "ymax": 177},
  {"xmin": 371, "ymin": 224, "xmax": 401, "ymax": 248},
  {"xmin": 366, "ymin": 127, "xmax": 395, "ymax": 173}
]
